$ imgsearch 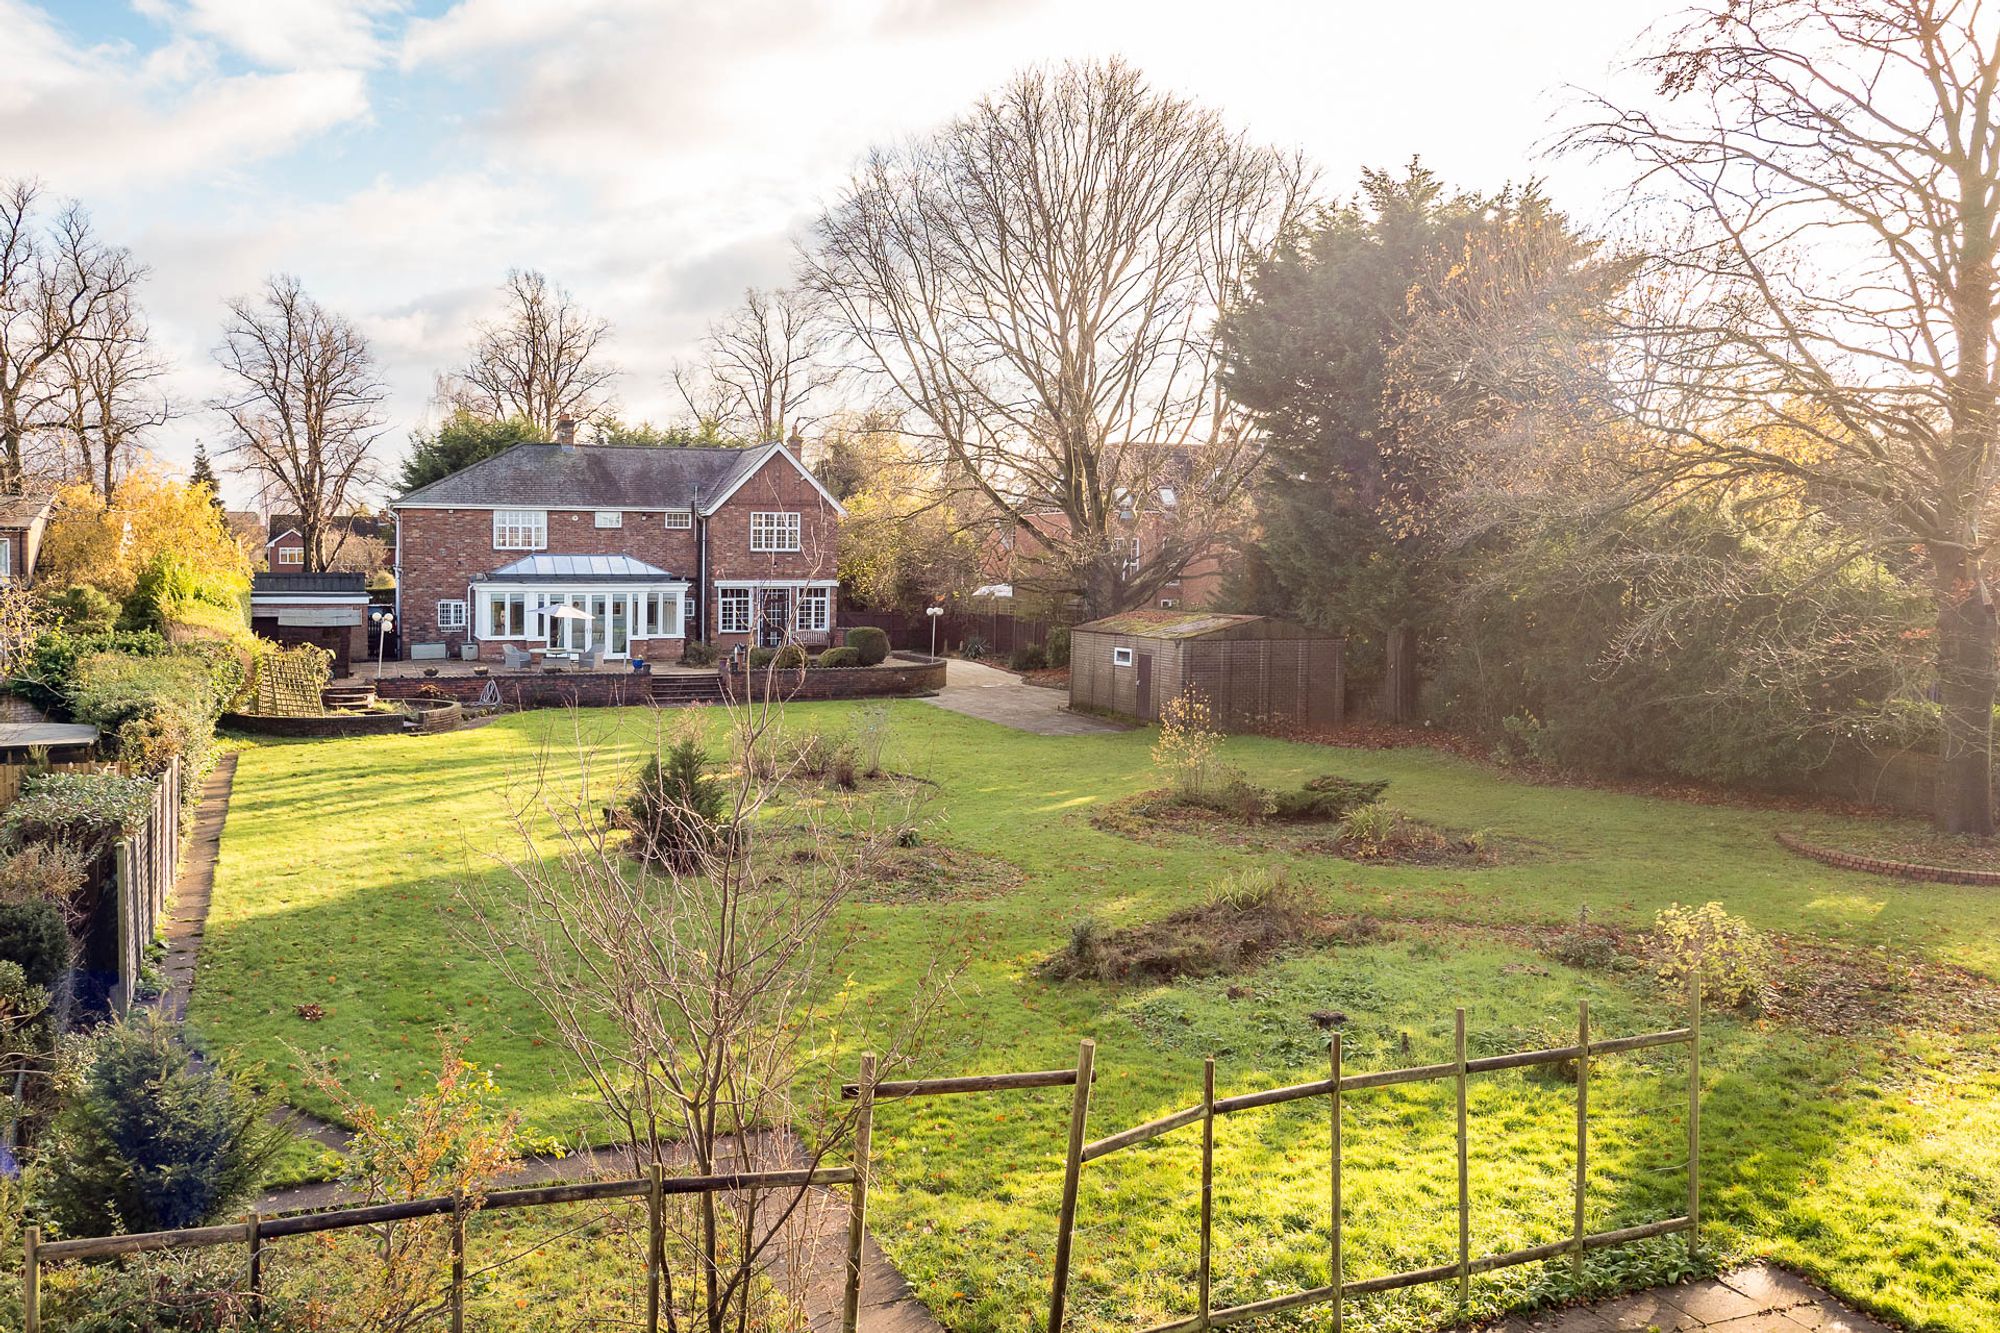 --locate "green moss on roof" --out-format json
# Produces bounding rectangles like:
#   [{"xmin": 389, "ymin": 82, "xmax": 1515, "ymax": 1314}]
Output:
[{"xmin": 1071, "ymin": 609, "xmax": 1266, "ymax": 639}]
